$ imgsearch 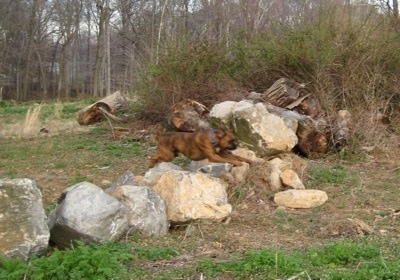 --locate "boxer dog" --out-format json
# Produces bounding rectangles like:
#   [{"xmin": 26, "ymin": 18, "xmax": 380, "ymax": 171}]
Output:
[{"xmin": 149, "ymin": 129, "xmax": 251, "ymax": 167}]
